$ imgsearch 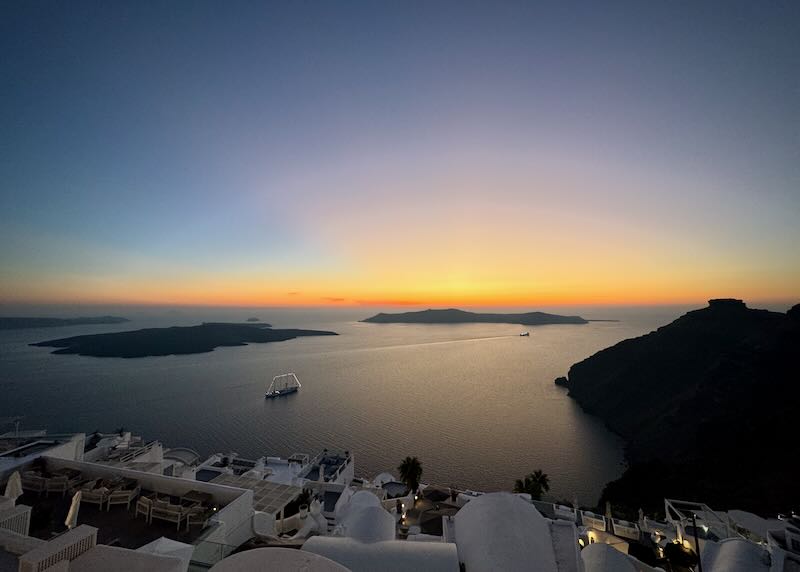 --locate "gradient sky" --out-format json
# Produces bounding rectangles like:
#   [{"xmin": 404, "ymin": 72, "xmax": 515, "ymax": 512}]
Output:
[{"xmin": 1, "ymin": 1, "xmax": 798, "ymax": 307}]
